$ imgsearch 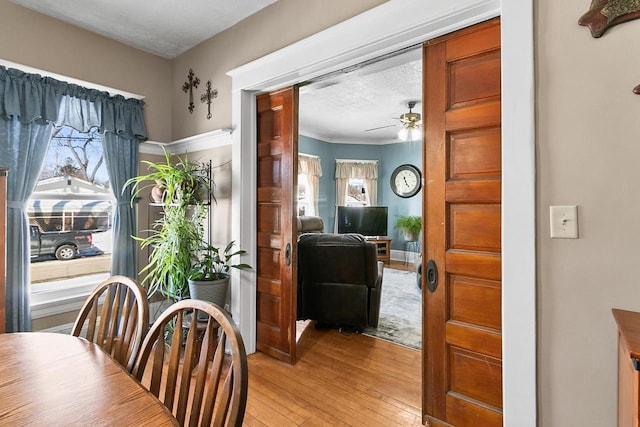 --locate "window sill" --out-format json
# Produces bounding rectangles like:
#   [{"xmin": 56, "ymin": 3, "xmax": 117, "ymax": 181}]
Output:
[{"xmin": 31, "ymin": 272, "xmax": 109, "ymax": 320}]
